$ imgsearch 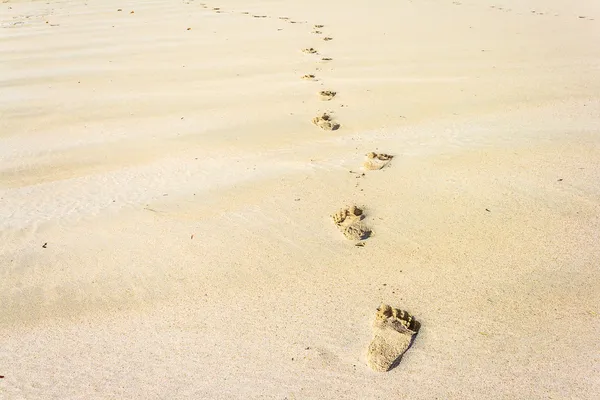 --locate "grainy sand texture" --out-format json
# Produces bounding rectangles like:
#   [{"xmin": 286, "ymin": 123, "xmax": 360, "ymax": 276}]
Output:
[{"xmin": 1, "ymin": 0, "xmax": 600, "ymax": 399}]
